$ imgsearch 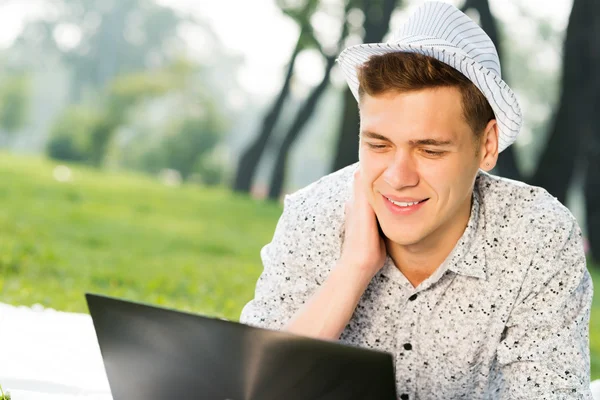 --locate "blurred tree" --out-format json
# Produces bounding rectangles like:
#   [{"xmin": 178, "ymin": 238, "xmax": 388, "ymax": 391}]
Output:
[
  {"xmin": 106, "ymin": 61, "xmax": 228, "ymax": 184},
  {"xmin": 46, "ymin": 105, "xmax": 101, "ymax": 161},
  {"xmin": 193, "ymin": 150, "xmax": 228, "ymax": 186},
  {"xmin": 12, "ymin": 0, "xmax": 197, "ymax": 101},
  {"xmin": 233, "ymin": 0, "xmax": 321, "ymax": 193},
  {"xmin": 530, "ymin": 0, "xmax": 594, "ymax": 204},
  {"xmin": 0, "ymin": 74, "xmax": 31, "ymax": 142},
  {"xmin": 46, "ymin": 60, "xmax": 191, "ymax": 165},
  {"xmin": 268, "ymin": 0, "xmax": 371, "ymax": 200},
  {"xmin": 123, "ymin": 111, "xmax": 227, "ymax": 185},
  {"xmin": 160, "ymin": 114, "xmax": 224, "ymax": 181},
  {"xmin": 330, "ymin": 0, "xmax": 399, "ymax": 172},
  {"xmin": 268, "ymin": 56, "xmax": 337, "ymax": 199},
  {"xmin": 5, "ymin": 0, "xmax": 233, "ymax": 159},
  {"xmin": 550, "ymin": 0, "xmax": 600, "ymax": 262},
  {"xmin": 87, "ymin": 61, "xmax": 192, "ymax": 165}
]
